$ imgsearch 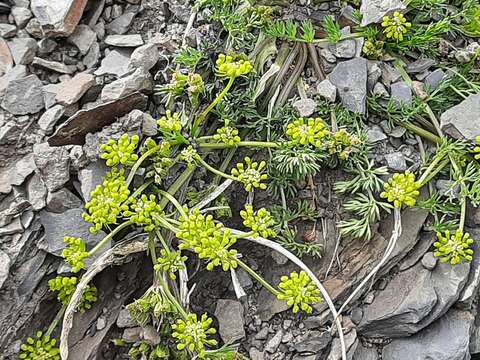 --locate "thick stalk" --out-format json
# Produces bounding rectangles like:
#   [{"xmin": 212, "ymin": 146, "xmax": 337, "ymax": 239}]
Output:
[
  {"xmin": 158, "ymin": 276, "xmax": 189, "ymax": 320},
  {"xmin": 418, "ymin": 157, "xmax": 449, "ymax": 186},
  {"xmin": 46, "ymin": 305, "xmax": 67, "ymax": 337},
  {"xmin": 159, "ymin": 167, "xmax": 195, "ymax": 210},
  {"xmin": 196, "ymin": 157, "xmax": 236, "ymax": 181},
  {"xmin": 88, "ymin": 220, "xmax": 133, "ymax": 256},
  {"xmin": 236, "ymin": 259, "xmax": 280, "ymax": 297},
  {"xmin": 126, "ymin": 145, "xmax": 162, "ymax": 186},
  {"xmin": 156, "ymin": 190, "xmax": 188, "ymax": 218}
]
